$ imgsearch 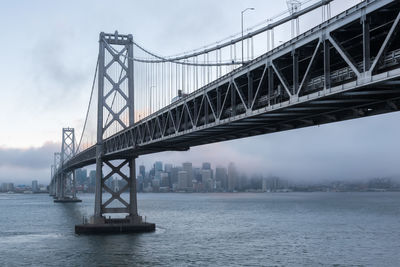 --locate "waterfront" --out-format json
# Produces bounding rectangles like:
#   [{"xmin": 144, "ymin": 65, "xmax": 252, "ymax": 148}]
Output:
[{"xmin": 0, "ymin": 192, "xmax": 399, "ymax": 266}]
